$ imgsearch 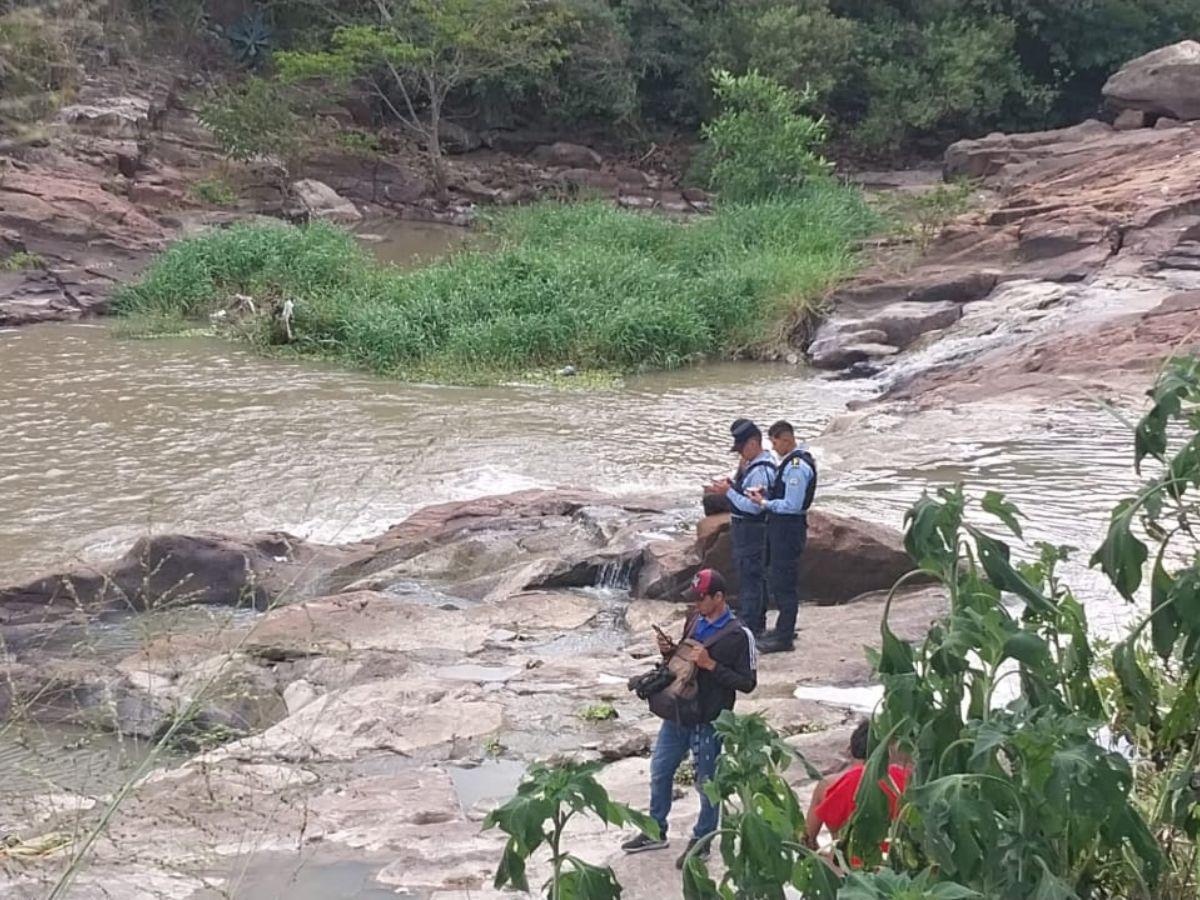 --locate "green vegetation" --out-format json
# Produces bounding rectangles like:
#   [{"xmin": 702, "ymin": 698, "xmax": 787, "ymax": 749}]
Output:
[
  {"xmin": 186, "ymin": 175, "xmax": 238, "ymax": 206},
  {"xmin": 578, "ymin": 703, "xmax": 618, "ymax": 722},
  {"xmin": 114, "ymin": 183, "xmax": 875, "ymax": 380},
  {"xmin": 487, "ymin": 356, "xmax": 1200, "ymax": 897},
  {"xmin": 0, "ymin": 251, "xmax": 45, "ymax": 272},
  {"xmin": 274, "ymin": 0, "xmax": 566, "ymax": 194},
  {"xmin": 198, "ymin": 77, "xmax": 305, "ymax": 174},
  {"xmin": 696, "ymin": 70, "xmax": 830, "ymax": 203},
  {"xmin": 484, "ymin": 761, "xmax": 657, "ymax": 898},
  {"xmin": 0, "ymin": 9, "xmax": 77, "ymax": 122},
  {"xmin": 172, "ymin": 0, "xmax": 1200, "ymax": 159}
]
